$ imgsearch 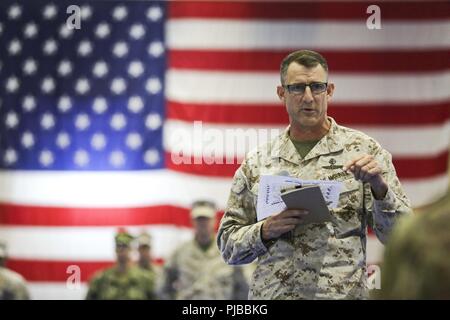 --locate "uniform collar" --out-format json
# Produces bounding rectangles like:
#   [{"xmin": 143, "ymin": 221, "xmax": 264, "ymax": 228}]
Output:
[{"xmin": 271, "ymin": 116, "xmax": 344, "ymax": 164}]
